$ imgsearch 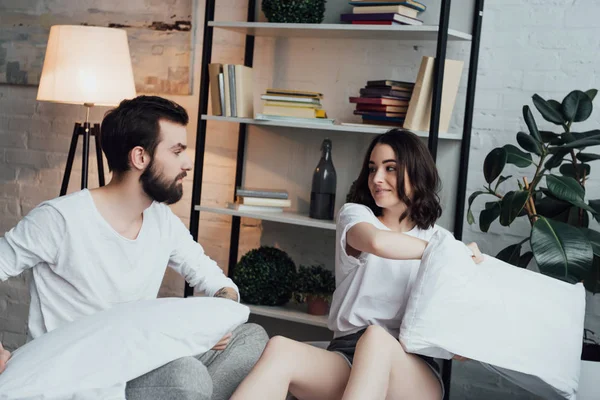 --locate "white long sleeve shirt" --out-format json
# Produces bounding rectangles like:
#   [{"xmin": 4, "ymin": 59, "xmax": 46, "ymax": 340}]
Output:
[{"xmin": 0, "ymin": 189, "xmax": 237, "ymax": 340}]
